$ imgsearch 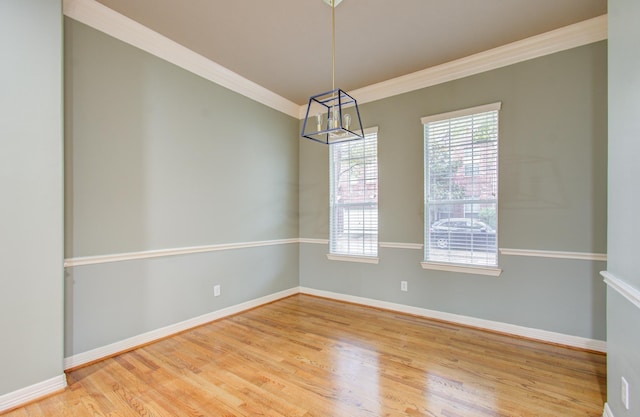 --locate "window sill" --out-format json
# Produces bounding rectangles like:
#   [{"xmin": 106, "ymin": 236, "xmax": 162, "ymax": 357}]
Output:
[
  {"xmin": 327, "ymin": 254, "xmax": 380, "ymax": 264},
  {"xmin": 420, "ymin": 261, "xmax": 502, "ymax": 277}
]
